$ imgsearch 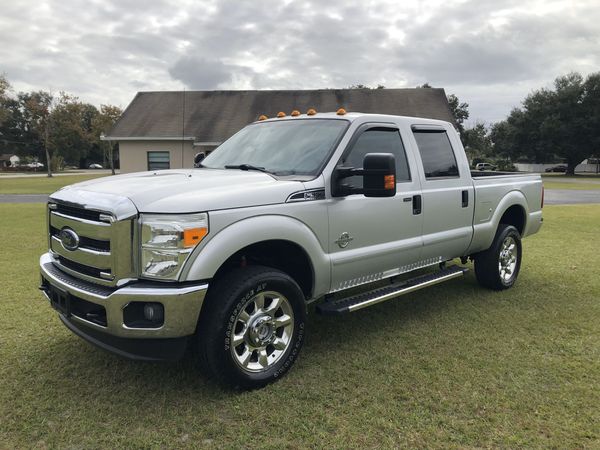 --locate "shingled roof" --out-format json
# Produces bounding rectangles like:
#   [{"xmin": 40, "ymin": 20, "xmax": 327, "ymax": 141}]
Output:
[{"xmin": 107, "ymin": 88, "xmax": 455, "ymax": 143}]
